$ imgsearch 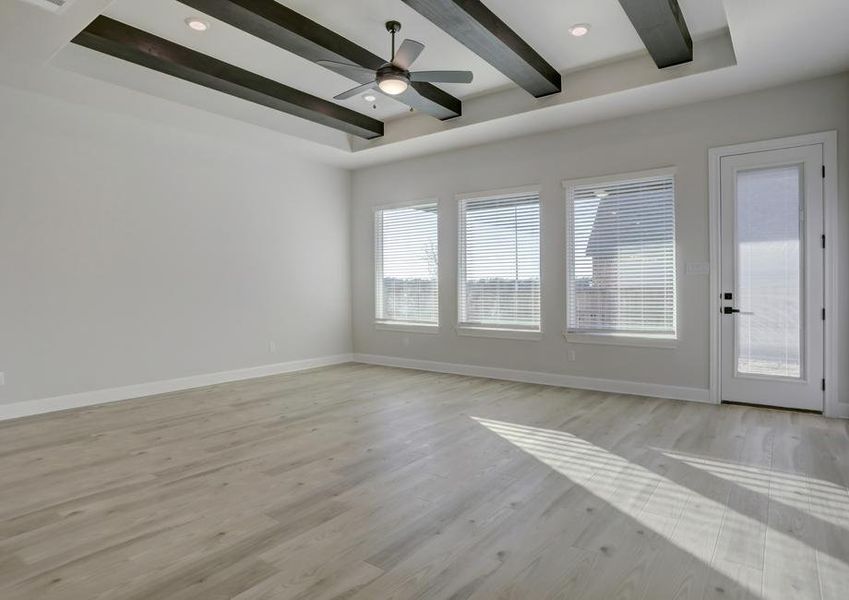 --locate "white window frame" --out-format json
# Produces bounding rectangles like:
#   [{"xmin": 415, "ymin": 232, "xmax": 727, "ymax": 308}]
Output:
[
  {"xmin": 456, "ymin": 185, "xmax": 542, "ymax": 341},
  {"xmin": 374, "ymin": 198, "xmax": 440, "ymax": 333},
  {"xmin": 563, "ymin": 167, "xmax": 678, "ymax": 348}
]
